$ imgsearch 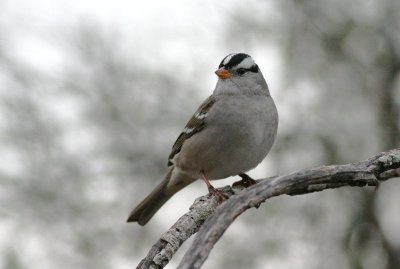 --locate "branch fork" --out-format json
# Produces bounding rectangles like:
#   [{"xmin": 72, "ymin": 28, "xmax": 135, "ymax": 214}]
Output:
[{"xmin": 136, "ymin": 148, "xmax": 400, "ymax": 269}]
